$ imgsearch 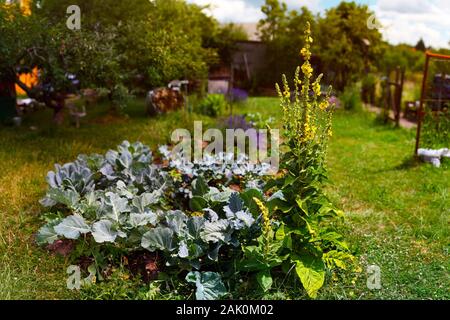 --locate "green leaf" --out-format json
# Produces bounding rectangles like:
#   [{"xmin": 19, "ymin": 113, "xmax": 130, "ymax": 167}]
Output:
[
  {"xmin": 200, "ymin": 220, "xmax": 230, "ymax": 243},
  {"xmin": 36, "ymin": 221, "xmax": 60, "ymax": 245},
  {"xmin": 268, "ymin": 198, "xmax": 293, "ymax": 213},
  {"xmin": 185, "ymin": 271, "xmax": 227, "ymax": 300},
  {"xmin": 44, "ymin": 189, "xmax": 80, "ymax": 209},
  {"xmin": 91, "ymin": 220, "xmax": 118, "ymax": 243},
  {"xmin": 322, "ymin": 250, "xmax": 353, "ymax": 270},
  {"xmin": 295, "ymin": 197, "xmax": 309, "ymax": 215},
  {"xmin": 104, "ymin": 192, "xmax": 130, "ymax": 223},
  {"xmin": 256, "ymin": 270, "xmax": 273, "ymax": 292},
  {"xmin": 189, "ymin": 196, "xmax": 208, "ymax": 211},
  {"xmin": 295, "ymin": 255, "xmax": 325, "ymax": 299},
  {"xmin": 192, "ymin": 176, "xmax": 209, "ymax": 196},
  {"xmin": 141, "ymin": 227, "xmax": 176, "ymax": 252},
  {"xmin": 240, "ymin": 246, "xmax": 268, "ymax": 271},
  {"xmin": 54, "ymin": 215, "xmax": 91, "ymax": 240},
  {"xmin": 228, "ymin": 193, "xmax": 243, "ymax": 213},
  {"xmin": 240, "ymin": 188, "xmax": 263, "ymax": 215}
]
